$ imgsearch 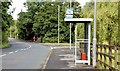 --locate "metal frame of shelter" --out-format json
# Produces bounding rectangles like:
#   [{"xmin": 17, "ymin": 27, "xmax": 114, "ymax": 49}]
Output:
[{"xmin": 64, "ymin": 18, "xmax": 93, "ymax": 65}]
